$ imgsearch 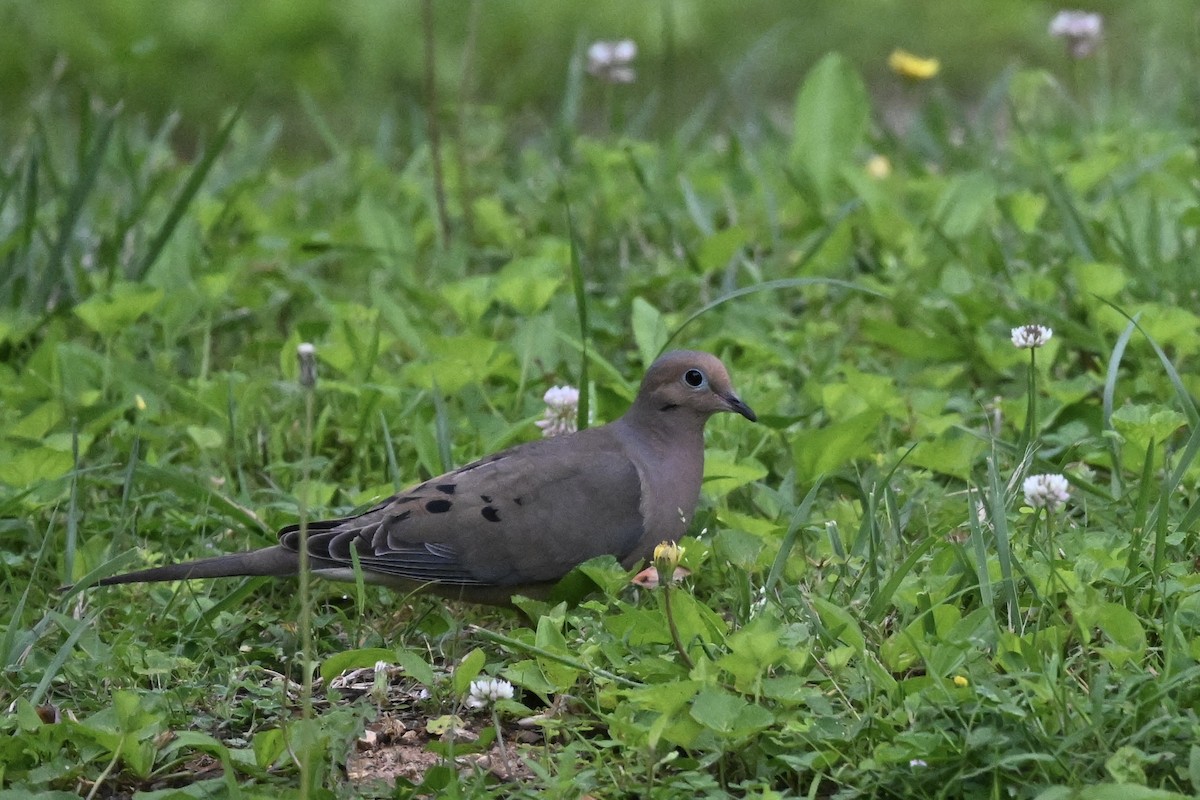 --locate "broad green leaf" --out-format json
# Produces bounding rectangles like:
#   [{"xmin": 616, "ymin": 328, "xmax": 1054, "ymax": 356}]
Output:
[
  {"xmin": 1065, "ymin": 150, "xmax": 1126, "ymax": 194},
  {"xmin": 471, "ymin": 196, "xmax": 522, "ymax": 249},
  {"xmin": 718, "ymin": 616, "xmax": 794, "ymax": 691},
  {"xmin": 879, "ymin": 605, "xmax": 962, "ymax": 672},
  {"xmin": 934, "ymin": 172, "xmax": 996, "ymax": 239},
  {"xmin": 1105, "ymin": 746, "xmax": 1149, "ymax": 786},
  {"xmin": 1069, "ymin": 261, "xmax": 1127, "ymax": 299},
  {"xmin": 655, "ymin": 590, "xmax": 728, "ymax": 647},
  {"xmin": 0, "ymin": 309, "xmax": 39, "ymax": 346},
  {"xmin": 0, "ymin": 446, "xmax": 74, "ymax": 486},
  {"xmin": 494, "ymin": 256, "xmax": 564, "ymax": 315},
  {"xmin": 624, "ymin": 680, "xmax": 701, "ymax": 715},
  {"xmin": 451, "ymin": 648, "xmax": 487, "ymax": 696},
  {"xmin": 1073, "ymin": 601, "xmax": 1147, "ymax": 667},
  {"xmin": 859, "ymin": 318, "xmax": 966, "ymax": 361},
  {"xmin": 426, "ymin": 715, "xmax": 465, "ymax": 736},
  {"xmin": 1005, "ymin": 190, "xmax": 1047, "ymax": 233},
  {"xmin": 1110, "ymin": 403, "xmax": 1187, "ymax": 447},
  {"xmin": 631, "ymin": 296, "xmax": 669, "ymax": 366},
  {"xmin": 393, "ymin": 648, "xmax": 437, "ymax": 687},
  {"xmin": 906, "ymin": 431, "xmax": 985, "ymax": 480},
  {"xmin": 792, "ymin": 410, "xmax": 883, "ymax": 483},
  {"xmin": 186, "ymin": 425, "xmax": 224, "ymax": 450},
  {"xmin": 401, "ymin": 335, "xmax": 501, "ymax": 394},
  {"xmin": 760, "ymin": 675, "xmax": 817, "ymax": 706},
  {"xmin": 605, "ymin": 604, "xmax": 694, "ymax": 648},
  {"xmin": 534, "ymin": 615, "xmax": 580, "ymax": 691},
  {"xmin": 319, "ymin": 647, "xmax": 396, "ymax": 685},
  {"xmin": 713, "ymin": 528, "xmax": 765, "ymax": 571},
  {"xmin": 689, "ymin": 688, "xmax": 774, "ymax": 738},
  {"xmin": 323, "ymin": 303, "xmax": 391, "ymax": 376},
  {"xmin": 441, "ymin": 275, "xmax": 495, "ymax": 325},
  {"xmin": 634, "ymin": 680, "xmax": 703, "ymax": 749},
  {"xmin": 703, "ymin": 449, "xmax": 767, "ymax": 494},
  {"xmin": 74, "ymin": 282, "xmax": 164, "ymax": 336},
  {"xmin": 810, "ymin": 596, "xmax": 865, "ymax": 654},
  {"xmin": 820, "ymin": 368, "xmax": 906, "ymax": 420},
  {"xmin": 689, "ymin": 688, "xmax": 747, "ymax": 733},
  {"xmin": 790, "ymin": 53, "xmax": 869, "ymax": 204},
  {"xmin": 697, "ymin": 226, "xmax": 747, "ymax": 275},
  {"xmin": 9, "ymin": 401, "xmax": 63, "ymax": 440},
  {"xmin": 503, "ymin": 659, "xmax": 560, "ymax": 696},
  {"xmin": 1128, "ymin": 304, "xmax": 1200, "ymax": 356},
  {"xmin": 575, "ymin": 555, "xmax": 632, "ymax": 597}
]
